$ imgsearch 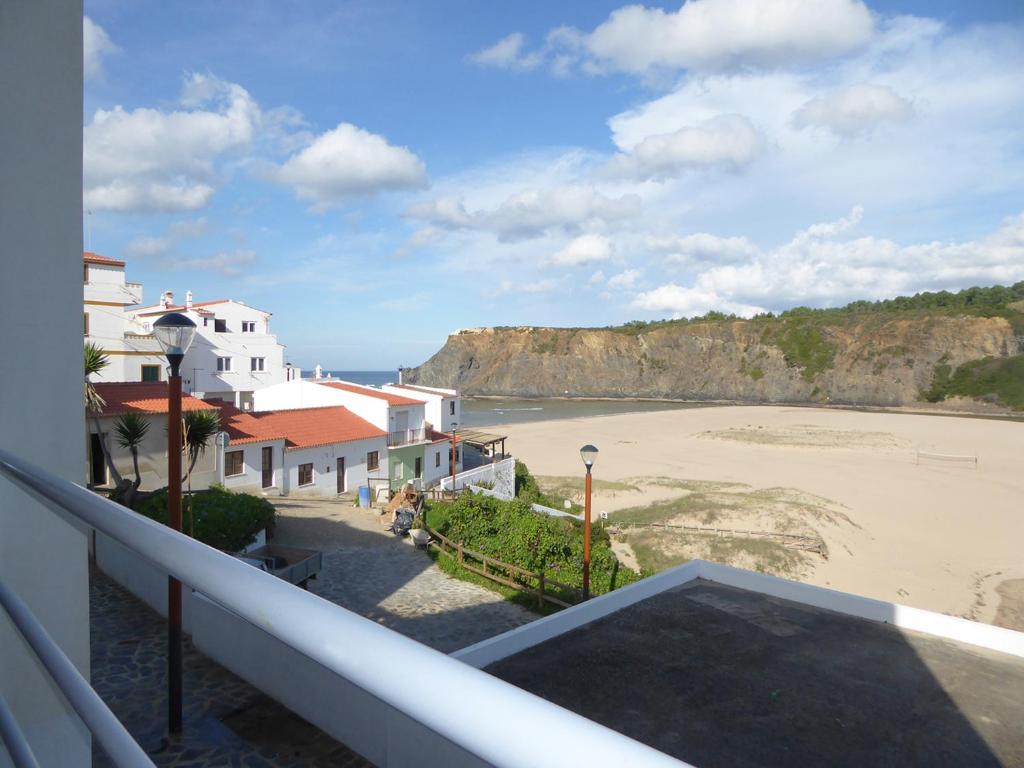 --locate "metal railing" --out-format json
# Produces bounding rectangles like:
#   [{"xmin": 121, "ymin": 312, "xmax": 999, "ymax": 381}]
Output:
[
  {"xmin": 0, "ymin": 575, "xmax": 154, "ymax": 767},
  {"xmin": 386, "ymin": 427, "xmax": 427, "ymax": 447},
  {"xmin": 0, "ymin": 448, "xmax": 684, "ymax": 768}
]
